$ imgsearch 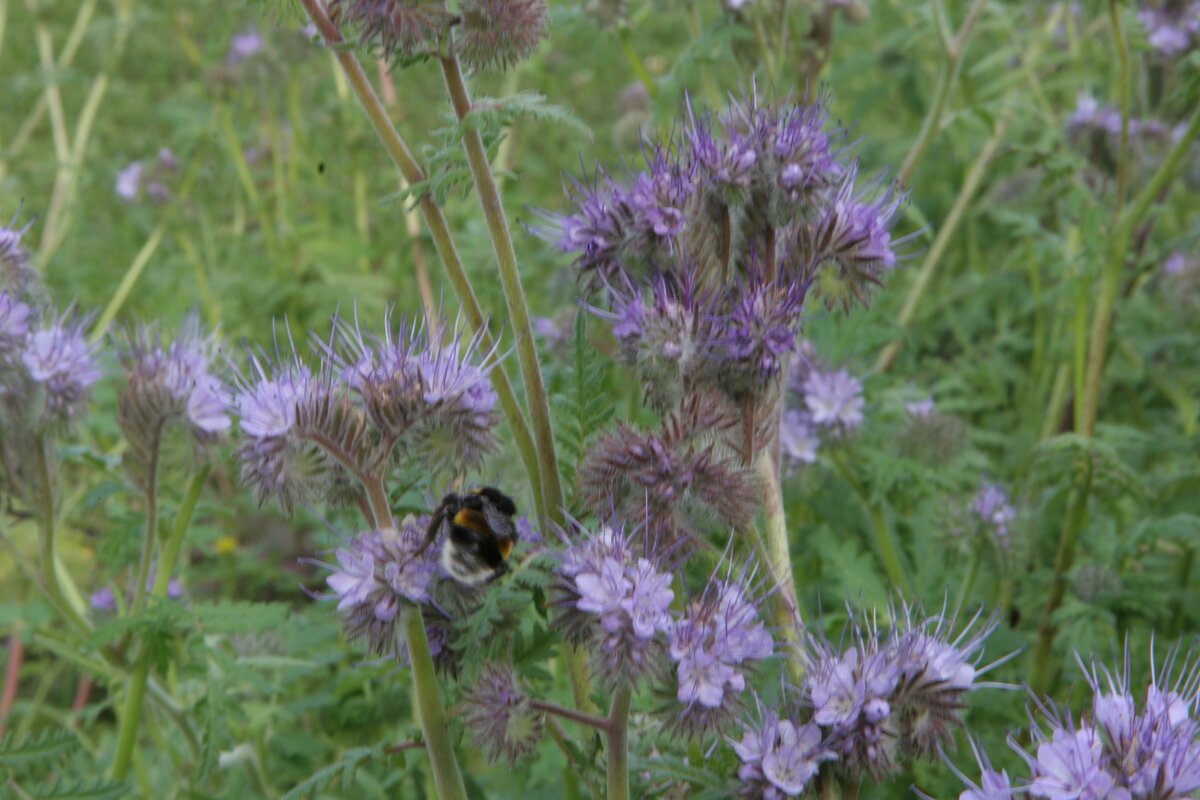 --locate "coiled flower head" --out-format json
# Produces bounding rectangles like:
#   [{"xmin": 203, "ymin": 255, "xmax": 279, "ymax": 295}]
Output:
[
  {"xmin": 460, "ymin": 662, "xmax": 546, "ymax": 763},
  {"xmin": 314, "ymin": 517, "xmax": 440, "ymax": 658},
  {"xmin": 668, "ymin": 569, "xmax": 774, "ymax": 740},
  {"xmin": 329, "ymin": 0, "xmax": 454, "ymax": 61},
  {"xmin": 456, "ymin": 0, "xmax": 549, "ymax": 72},
  {"xmin": 552, "ymin": 522, "xmax": 673, "ymax": 689},
  {"xmin": 16, "ymin": 311, "xmax": 101, "ymax": 429},
  {"xmin": 0, "ymin": 212, "xmax": 35, "ymax": 293},
  {"xmin": 732, "ymin": 701, "xmax": 836, "ymax": 799}
]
